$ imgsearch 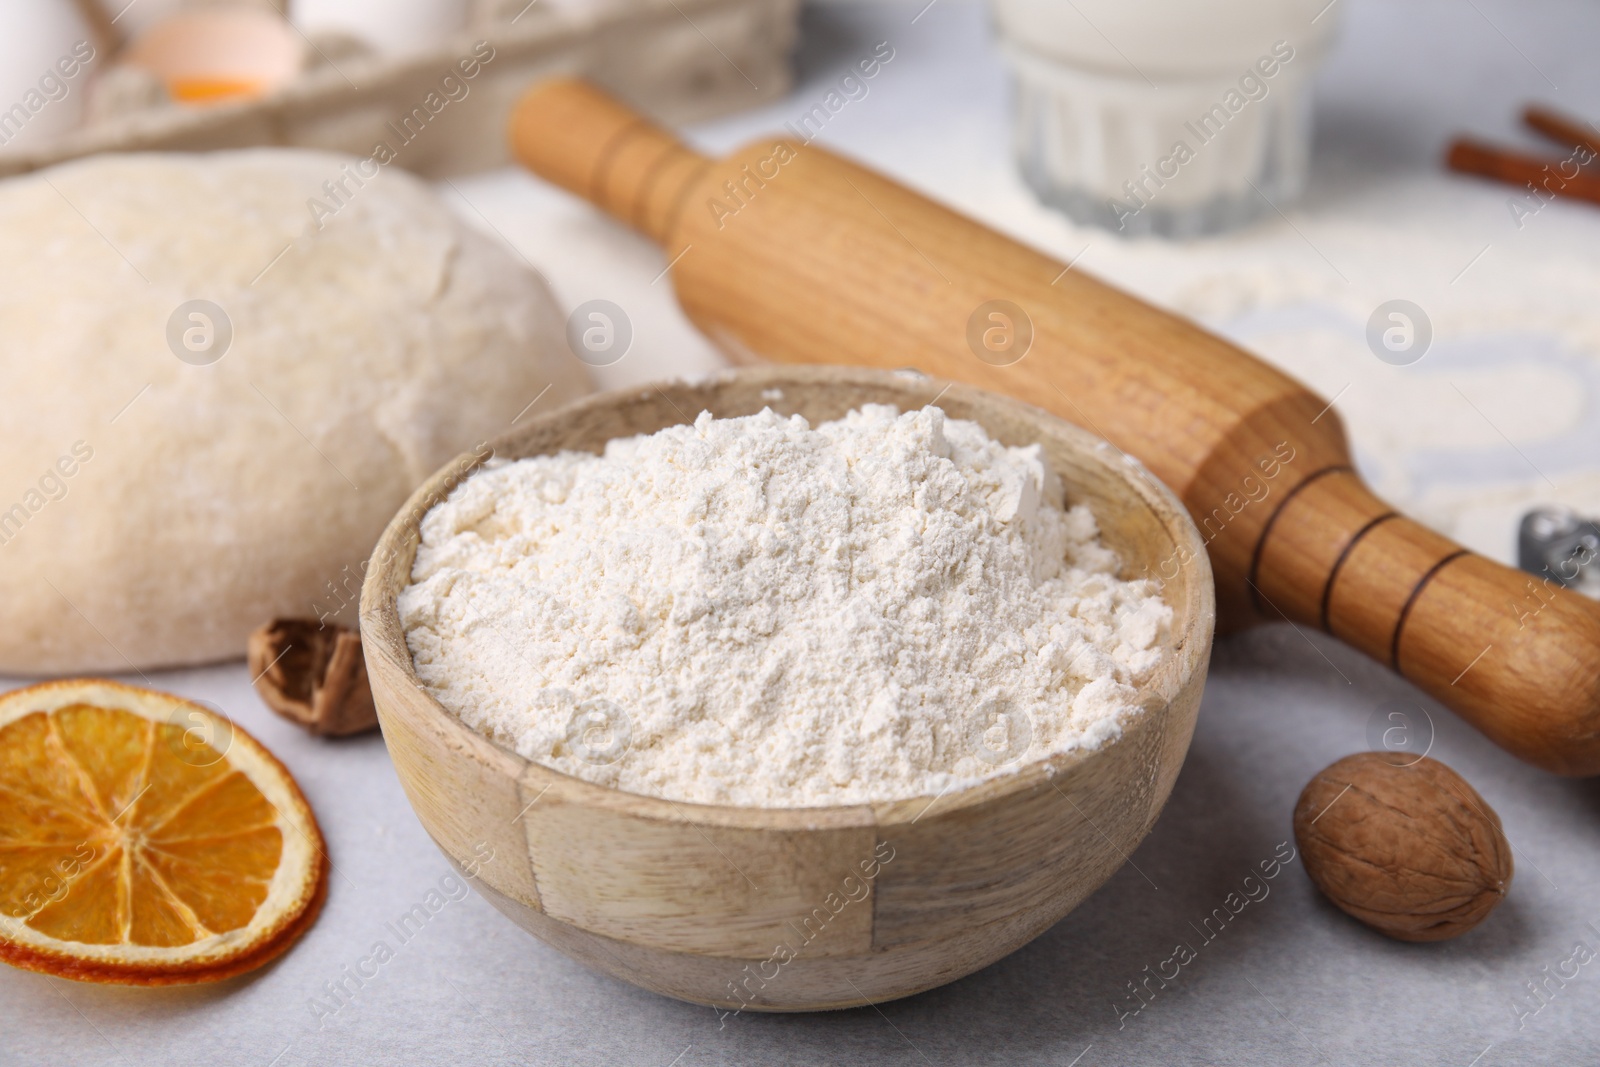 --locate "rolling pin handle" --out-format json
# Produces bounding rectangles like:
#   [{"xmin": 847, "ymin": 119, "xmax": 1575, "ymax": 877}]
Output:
[
  {"xmin": 509, "ymin": 78, "xmax": 708, "ymax": 245},
  {"xmin": 1256, "ymin": 468, "xmax": 1600, "ymax": 774}
]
